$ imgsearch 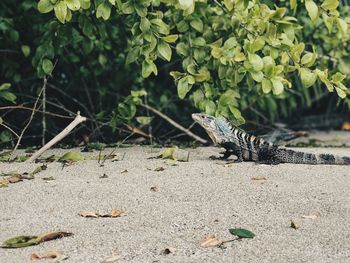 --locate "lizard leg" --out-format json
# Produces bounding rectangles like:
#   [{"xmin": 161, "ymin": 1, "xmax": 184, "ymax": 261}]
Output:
[{"xmin": 222, "ymin": 142, "xmax": 243, "ymax": 162}]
